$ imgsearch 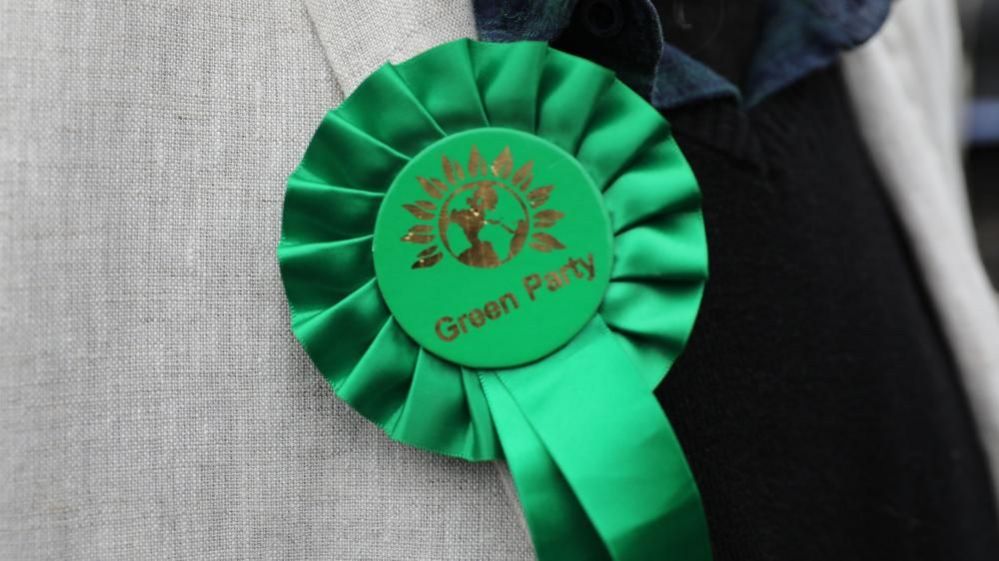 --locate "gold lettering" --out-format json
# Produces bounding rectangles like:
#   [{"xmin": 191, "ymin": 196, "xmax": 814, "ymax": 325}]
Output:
[
  {"xmin": 523, "ymin": 274, "xmax": 542, "ymax": 301},
  {"xmin": 559, "ymin": 263, "xmax": 574, "ymax": 283},
  {"xmin": 469, "ymin": 308, "xmax": 485, "ymax": 327},
  {"xmin": 499, "ymin": 292, "xmax": 519, "ymax": 312},
  {"xmin": 484, "ymin": 301, "xmax": 501, "ymax": 319},
  {"xmin": 435, "ymin": 316, "xmax": 459, "ymax": 342},
  {"xmin": 544, "ymin": 272, "xmax": 562, "ymax": 291},
  {"xmin": 580, "ymin": 253, "xmax": 595, "ymax": 280}
]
